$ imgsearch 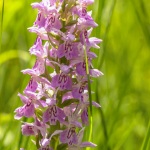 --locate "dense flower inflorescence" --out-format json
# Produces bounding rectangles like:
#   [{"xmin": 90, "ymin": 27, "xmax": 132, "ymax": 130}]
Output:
[{"xmin": 15, "ymin": 0, "xmax": 103, "ymax": 149}]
